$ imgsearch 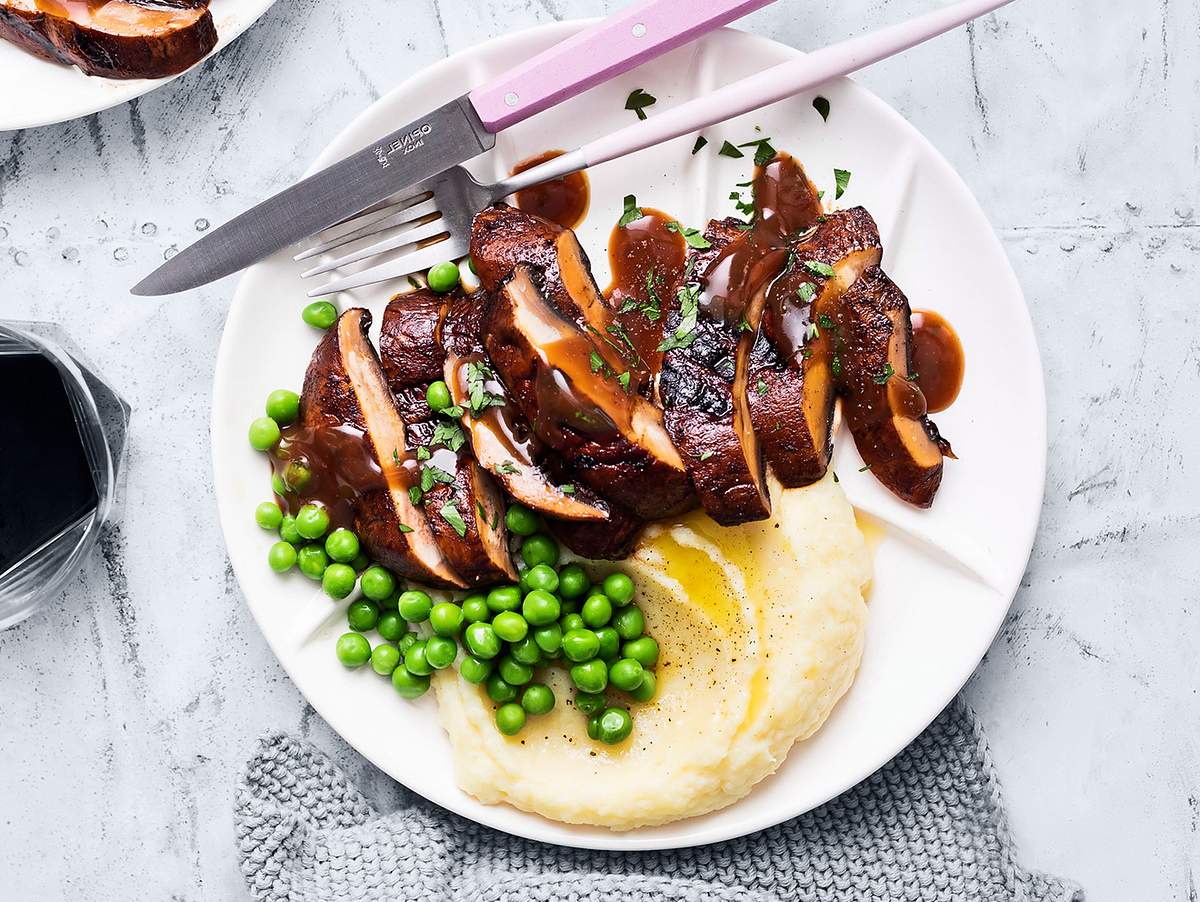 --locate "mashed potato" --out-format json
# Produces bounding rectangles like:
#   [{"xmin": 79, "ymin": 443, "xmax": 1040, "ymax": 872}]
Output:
[{"xmin": 432, "ymin": 472, "xmax": 872, "ymax": 829}]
